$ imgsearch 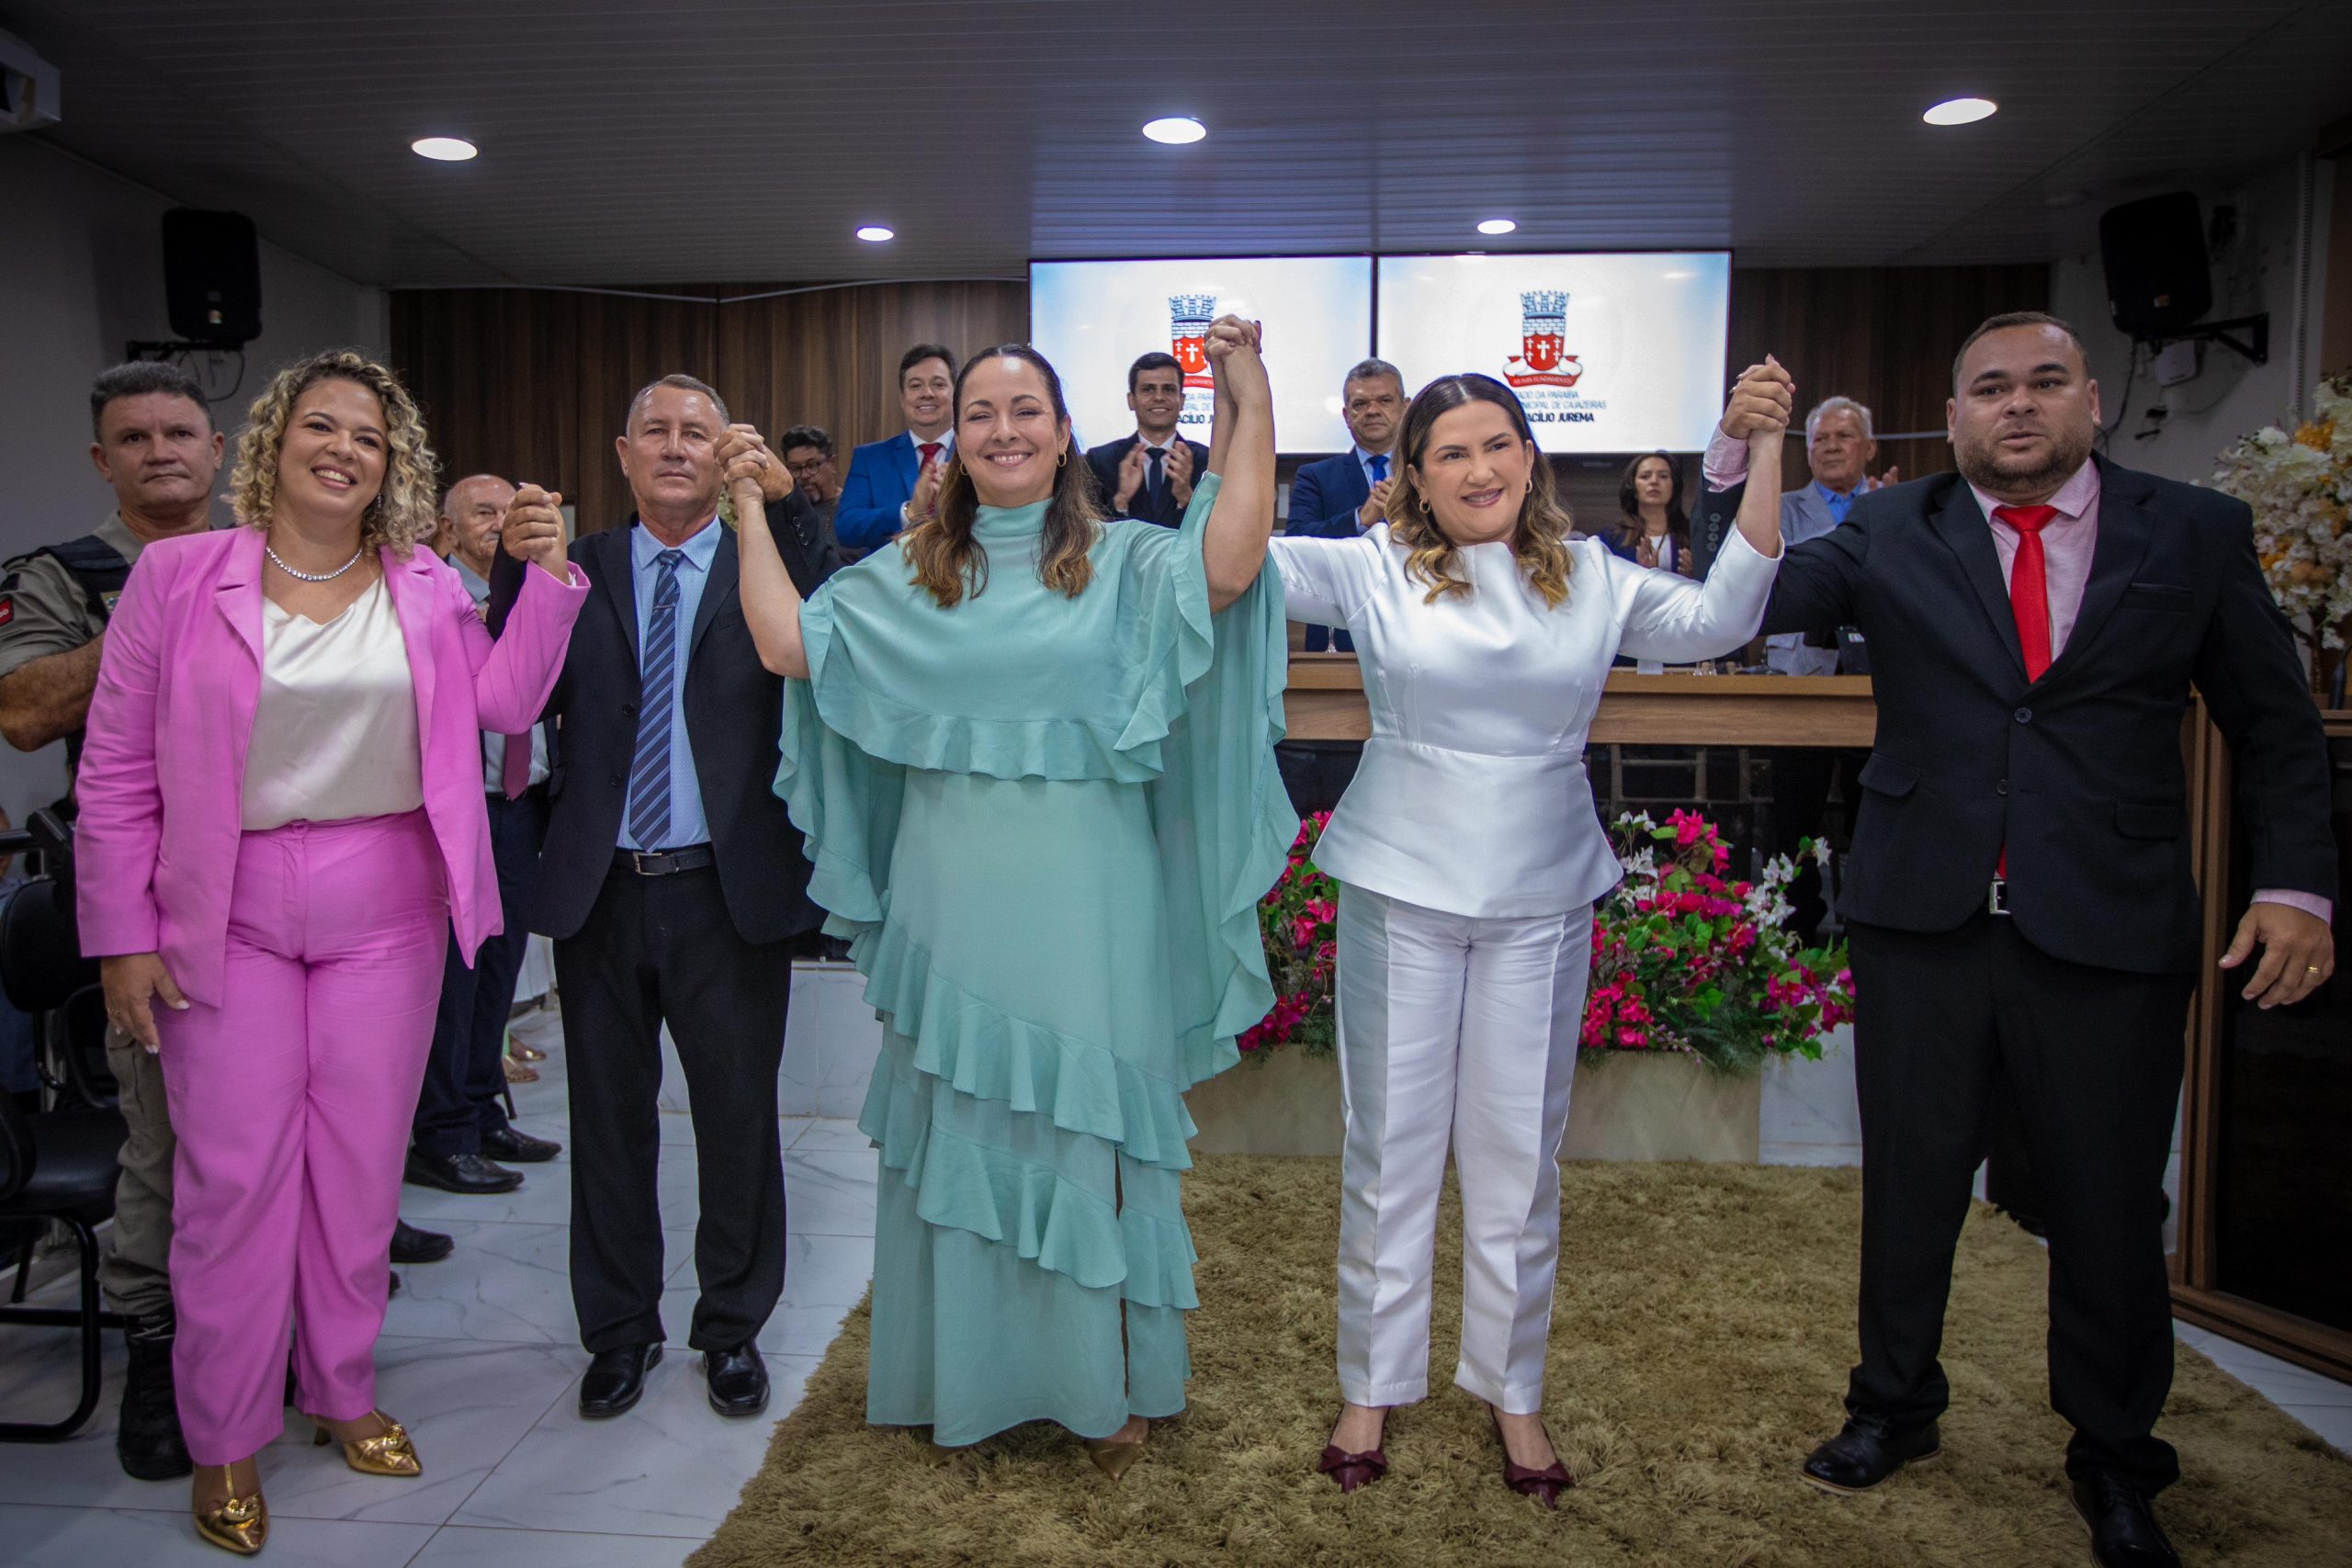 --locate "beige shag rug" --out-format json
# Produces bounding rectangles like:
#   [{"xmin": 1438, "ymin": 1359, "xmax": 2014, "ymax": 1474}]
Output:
[{"xmin": 692, "ymin": 1158, "xmax": 2350, "ymax": 1567}]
